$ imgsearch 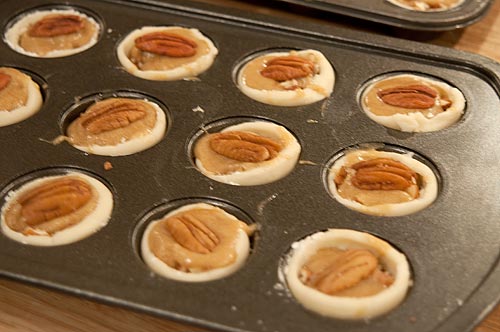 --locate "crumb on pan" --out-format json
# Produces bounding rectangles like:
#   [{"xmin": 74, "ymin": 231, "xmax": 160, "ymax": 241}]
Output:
[{"xmin": 104, "ymin": 161, "xmax": 113, "ymax": 170}]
